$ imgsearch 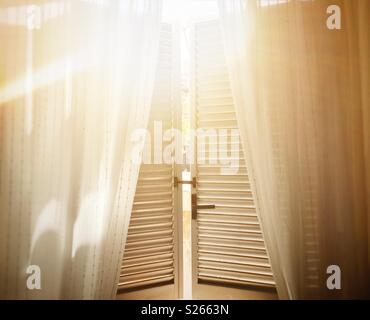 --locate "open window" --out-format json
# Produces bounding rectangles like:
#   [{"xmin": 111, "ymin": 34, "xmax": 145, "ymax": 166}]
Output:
[{"xmin": 117, "ymin": 1, "xmax": 277, "ymax": 300}]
